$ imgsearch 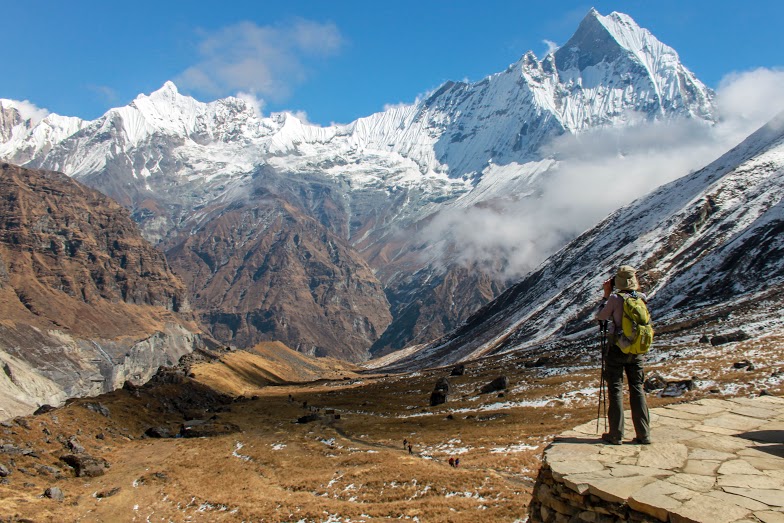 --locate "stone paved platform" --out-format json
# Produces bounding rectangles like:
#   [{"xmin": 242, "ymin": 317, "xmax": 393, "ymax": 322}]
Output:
[{"xmin": 529, "ymin": 395, "xmax": 784, "ymax": 523}]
